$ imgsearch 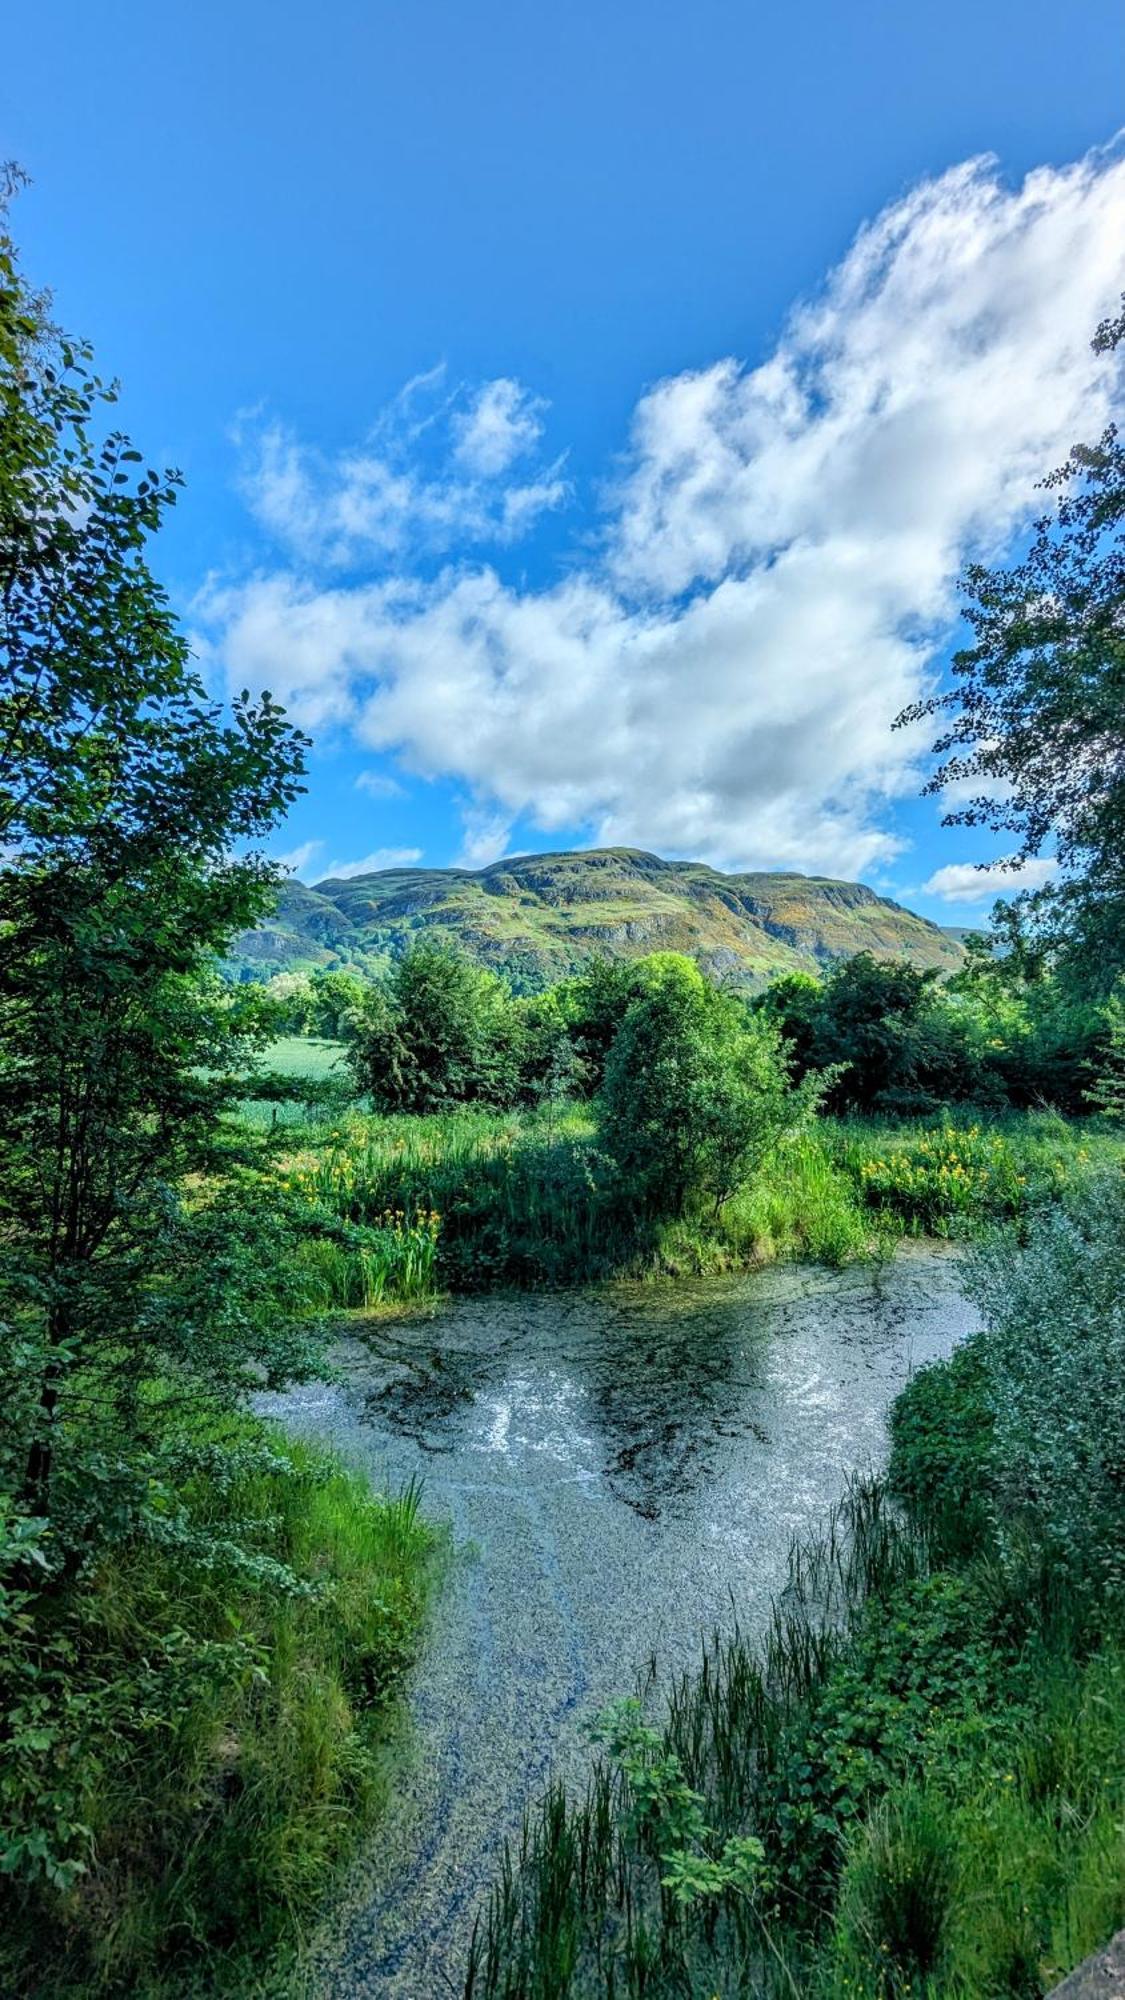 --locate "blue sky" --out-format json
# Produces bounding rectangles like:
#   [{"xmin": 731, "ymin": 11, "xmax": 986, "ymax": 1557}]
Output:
[{"xmin": 5, "ymin": 2, "xmax": 1124, "ymax": 922}]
